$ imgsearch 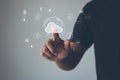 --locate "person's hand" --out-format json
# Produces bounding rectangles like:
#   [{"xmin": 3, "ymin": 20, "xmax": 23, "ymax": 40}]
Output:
[
  {"xmin": 41, "ymin": 33, "xmax": 71, "ymax": 62},
  {"xmin": 41, "ymin": 33, "xmax": 86, "ymax": 70}
]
